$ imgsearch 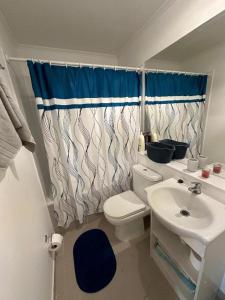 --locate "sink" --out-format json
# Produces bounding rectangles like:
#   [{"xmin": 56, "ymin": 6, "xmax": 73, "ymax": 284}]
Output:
[
  {"xmin": 150, "ymin": 186, "xmax": 213, "ymax": 229},
  {"xmin": 145, "ymin": 178, "xmax": 225, "ymax": 244}
]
